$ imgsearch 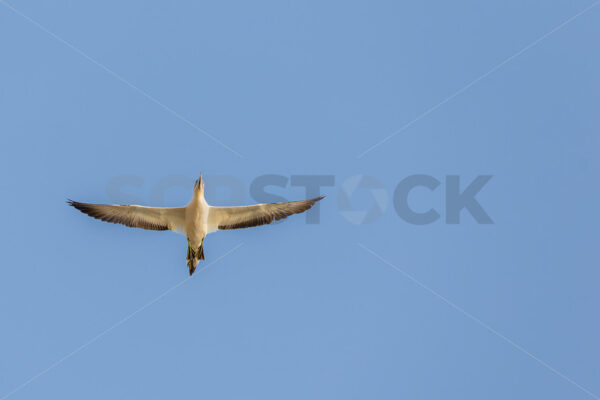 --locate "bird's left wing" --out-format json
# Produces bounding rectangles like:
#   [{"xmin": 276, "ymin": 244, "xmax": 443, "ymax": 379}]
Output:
[
  {"xmin": 207, "ymin": 196, "xmax": 324, "ymax": 232},
  {"xmin": 68, "ymin": 200, "xmax": 186, "ymax": 233}
]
